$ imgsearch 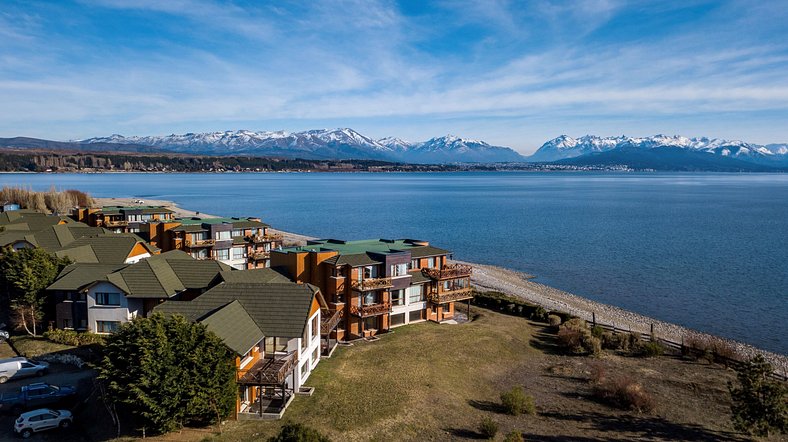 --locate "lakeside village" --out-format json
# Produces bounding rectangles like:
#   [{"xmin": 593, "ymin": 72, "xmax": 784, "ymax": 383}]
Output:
[{"xmin": 0, "ymin": 188, "xmax": 785, "ymax": 441}]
